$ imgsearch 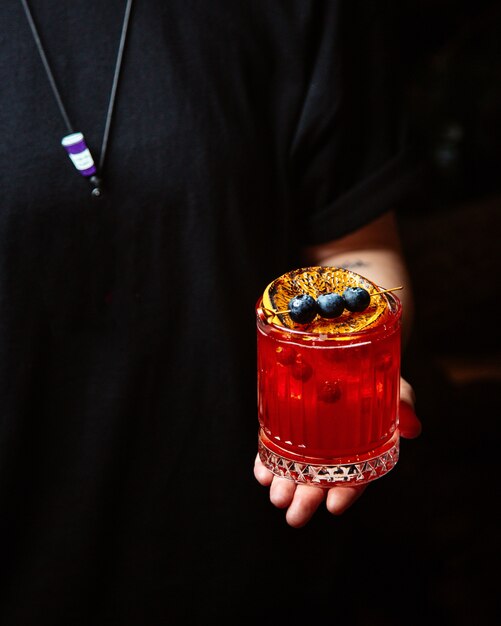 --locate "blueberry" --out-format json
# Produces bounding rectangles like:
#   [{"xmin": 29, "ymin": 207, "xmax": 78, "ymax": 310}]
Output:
[
  {"xmin": 288, "ymin": 294, "xmax": 317, "ymax": 324},
  {"xmin": 291, "ymin": 360, "xmax": 313, "ymax": 382},
  {"xmin": 317, "ymin": 379, "xmax": 342, "ymax": 403},
  {"xmin": 342, "ymin": 287, "xmax": 371, "ymax": 312},
  {"xmin": 275, "ymin": 346, "xmax": 296, "ymax": 366},
  {"xmin": 316, "ymin": 293, "xmax": 345, "ymax": 318}
]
